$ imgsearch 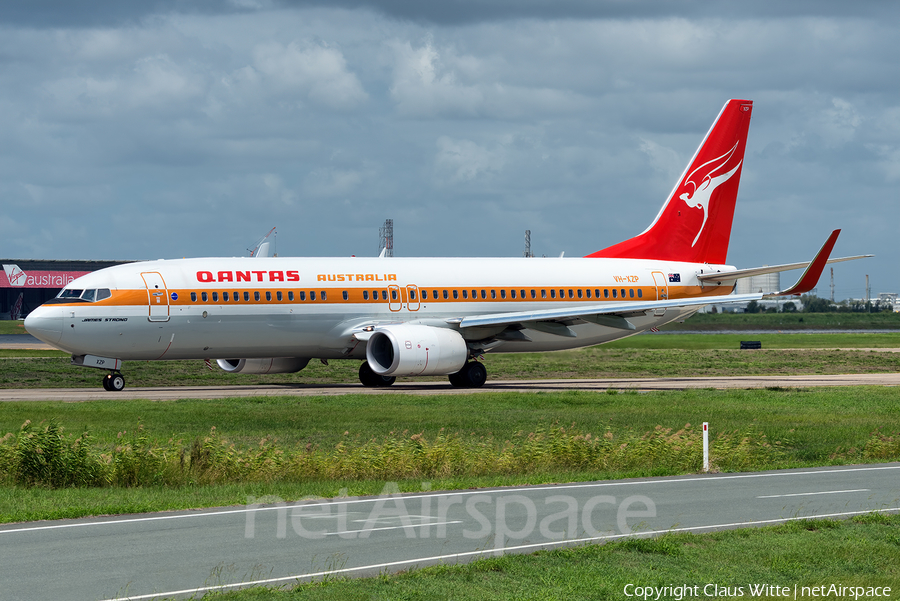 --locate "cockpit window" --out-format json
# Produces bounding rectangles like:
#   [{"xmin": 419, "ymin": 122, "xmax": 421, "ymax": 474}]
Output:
[{"xmin": 51, "ymin": 288, "xmax": 112, "ymax": 303}]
